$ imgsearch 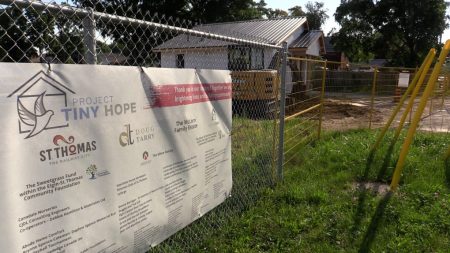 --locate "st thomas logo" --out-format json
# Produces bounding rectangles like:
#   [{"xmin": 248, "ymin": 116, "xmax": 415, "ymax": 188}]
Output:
[{"xmin": 7, "ymin": 71, "xmax": 75, "ymax": 139}]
